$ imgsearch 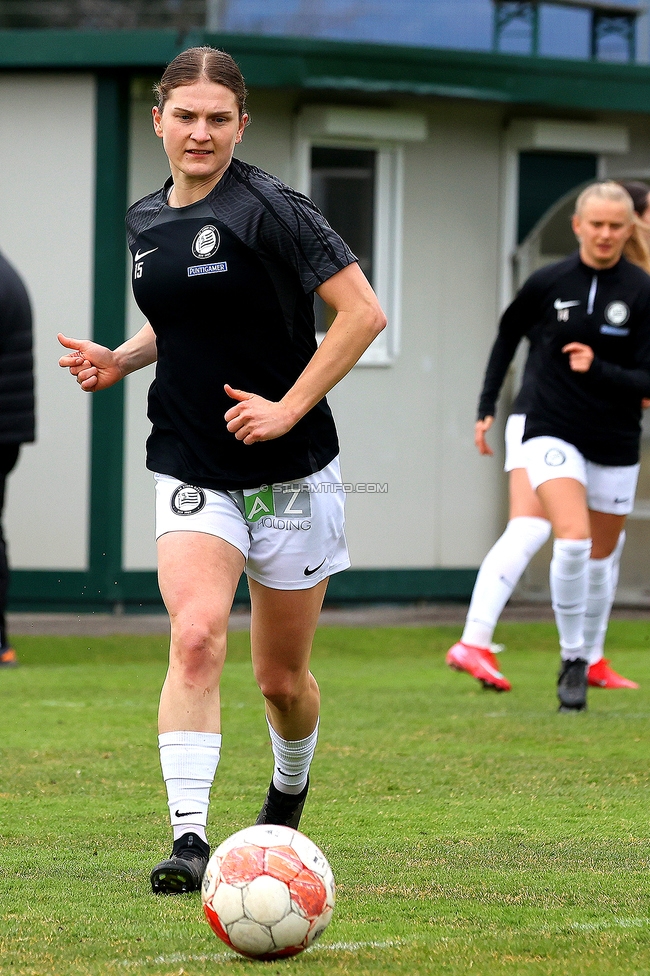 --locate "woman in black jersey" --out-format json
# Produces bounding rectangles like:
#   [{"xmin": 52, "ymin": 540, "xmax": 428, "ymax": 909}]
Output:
[
  {"xmin": 485, "ymin": 182, "xmax": 650, "ymax": 712},
  {"xmin": 447, "ymin": 183, "xmax": 650, "ymax": 695},
  {"xmin": 59, "ymin": 47, "xmax": 386, "ymax": 893}
]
